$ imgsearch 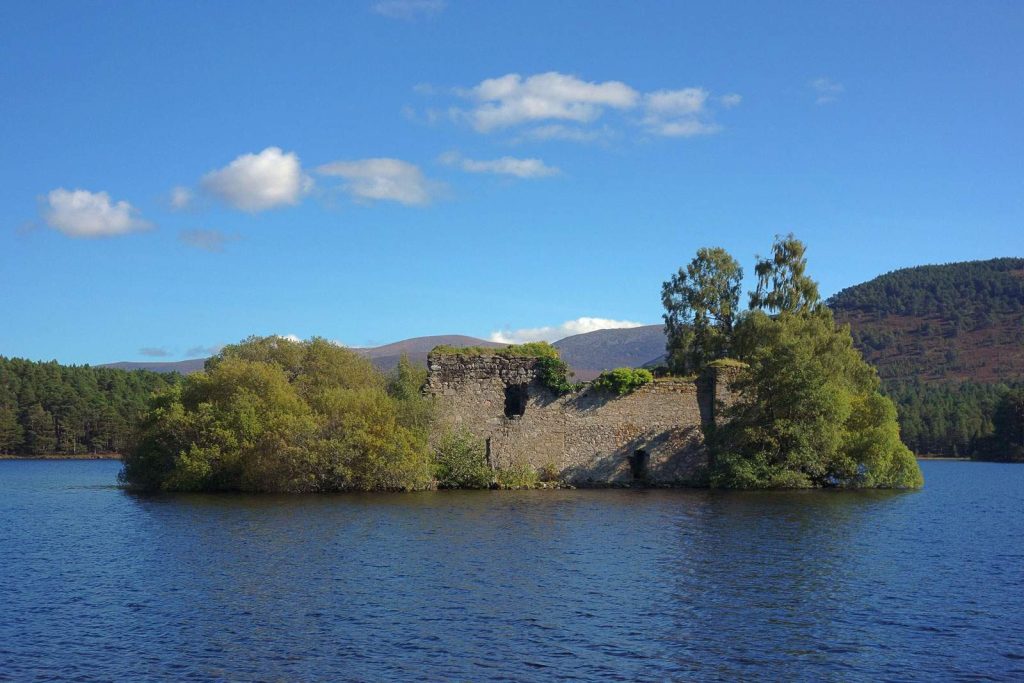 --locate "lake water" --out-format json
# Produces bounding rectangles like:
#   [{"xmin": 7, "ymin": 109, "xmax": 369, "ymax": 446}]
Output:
[{"xmin": 1, "ymin": 460, "xmax": 1022, "ymax": 681}]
